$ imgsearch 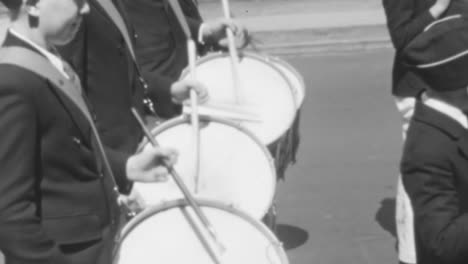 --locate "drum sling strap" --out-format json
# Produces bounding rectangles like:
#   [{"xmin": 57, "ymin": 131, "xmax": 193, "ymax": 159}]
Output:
[
  {"xmin": 95, "ymin": 0, "xmax": 136, "ymax": 61},
  {"xmin": 0, "ymin": 47, "xmax": 122, "ymax": 200},
  {"xmin": 94, "ymin": 0, "xmax": 156, "ymax": 114}
]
